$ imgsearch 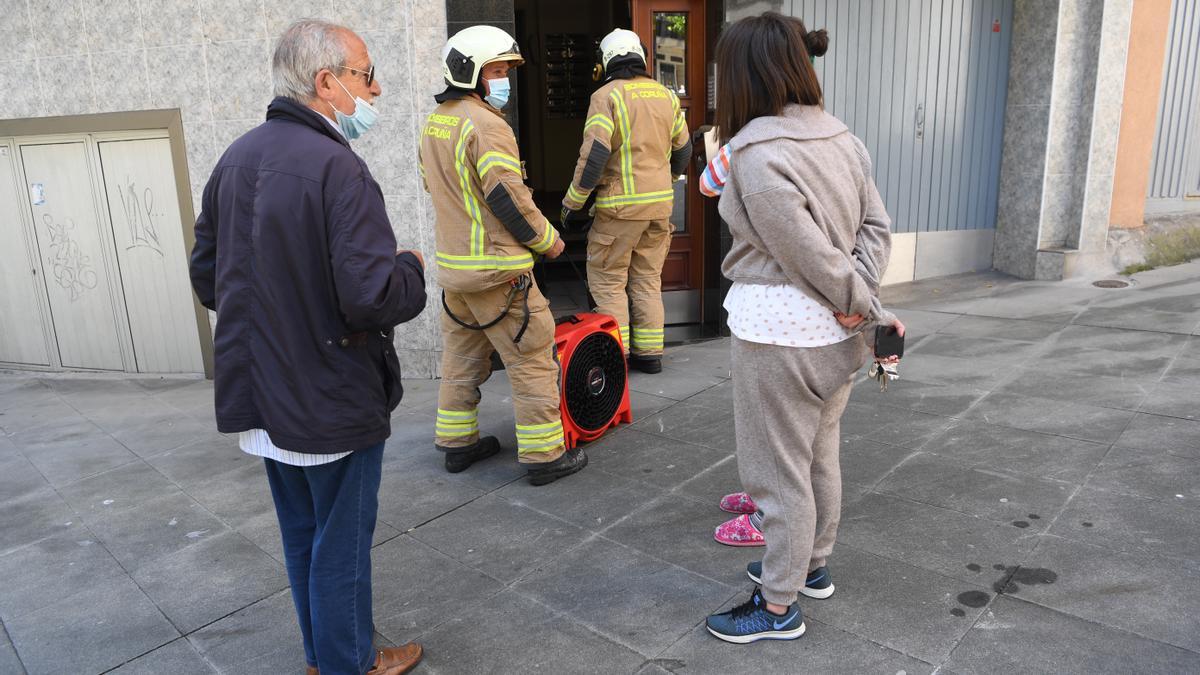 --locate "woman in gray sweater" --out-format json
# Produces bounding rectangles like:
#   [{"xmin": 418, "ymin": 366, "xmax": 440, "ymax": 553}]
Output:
[{"xmin": 704, "ymin": 12, "xmax": 904, "ymax": 644}]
